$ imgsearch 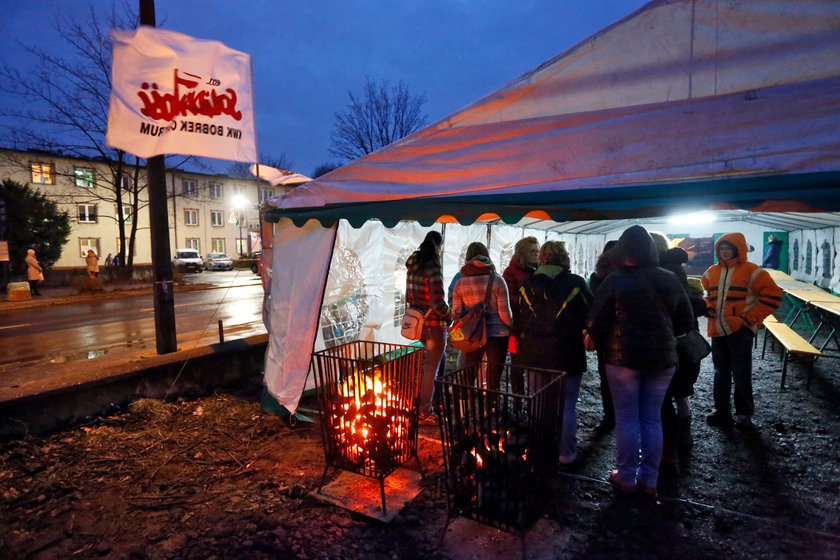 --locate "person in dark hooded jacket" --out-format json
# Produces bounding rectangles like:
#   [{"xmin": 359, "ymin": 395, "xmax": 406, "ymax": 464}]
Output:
[
  {"xmin": 405, "ymin": 231, "xmax": 451, "ymax": 424},
  {"xmin": 451, "ymin": 242, "xmax": 512, "ymax": 392},
  {"xmin": 513, "ymin": 240, "xmax": 591, "ymax": 466},
  {"xmin": 586, "ymin": 226, "xmax": 693, "ymax": 496},
  {"xmin": 761, "ymin": 234, "xmax": 784, "ymax": 270}
]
